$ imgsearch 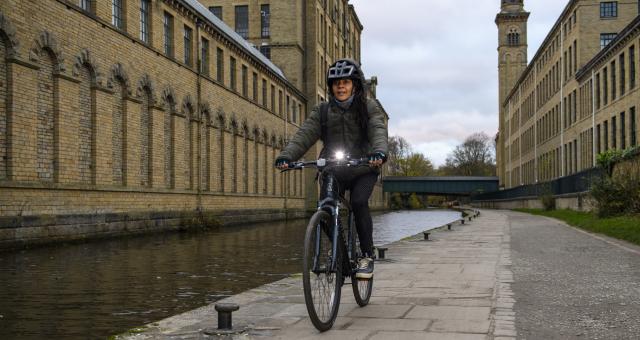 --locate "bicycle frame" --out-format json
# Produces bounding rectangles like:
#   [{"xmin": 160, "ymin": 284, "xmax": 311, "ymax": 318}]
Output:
[{"xmin": 281, "ymin": 156, "xmax": 369, "ymax": 276}]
